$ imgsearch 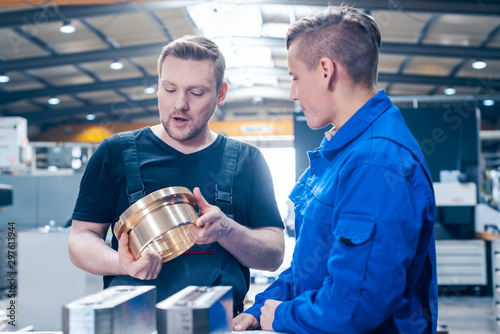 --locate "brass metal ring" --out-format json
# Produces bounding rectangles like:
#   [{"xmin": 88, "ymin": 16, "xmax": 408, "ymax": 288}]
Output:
[{"xmin": 115, "ymin": 186, "xmax": 198, "ymax": 262}]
